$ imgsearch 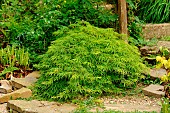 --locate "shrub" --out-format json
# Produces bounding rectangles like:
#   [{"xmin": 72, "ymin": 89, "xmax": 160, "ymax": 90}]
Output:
[
  {"xmin": 0, "ymin": 0, "xmax": 117, "ymax": 62},
  {"xmin": 34, "ymin": 22, "xmax": 148, "ymax": 101}
]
